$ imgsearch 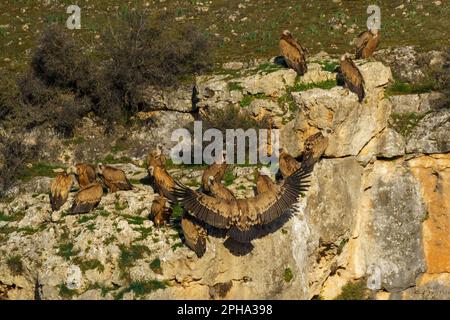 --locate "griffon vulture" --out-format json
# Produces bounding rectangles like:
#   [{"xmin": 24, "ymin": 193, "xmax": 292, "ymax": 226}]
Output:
[
  {"xmin": 201, "ymin": 153, "xmax": 227, "ymax": 193},
  {"xmin": 148, "ymin": 165, "xmax": 176, "ymax": 202},
  {"xmin": 255, "ymin": 167, "xmax": 276, "ymax": 195},
  {"xmin": 97, "ymin": 164, "xmax": 133, "ymax": 193},
  {"xmin": 340, "ymin": 54, "xmax": 365, "ymax": 103},
  {"xmin": 208, "ymin": 176, "xmax": 236, "ymax": 201},
  {"xmin": 302, "ymin": 132, "xmax": 329, "ymax": 171},
  {"xmin": 279, "ymin": 148, "xmax": 301, "ymax": 179},
  {"xmin": 181, "ymin": 214, "xmax": 207, "ymax": 258},
  {"xmin": 147, "ymin": 143, "xmax": 167, "ymax": 170},
  {"xmin": 69, "ymin": 163, "xmax": 96, "ymax": 188},
  {"xmin": 50, "ymin": 172, "xmax": 74, "ymax": 211},
  {"xmin": 174, "ymin": 166, "xmax": 312, "ymax": 243},
  {"xmin": 150, "ymin": 196, "xmax": 171, "ymax": 227},
  {"xmin": 355, "ymin": 29, "xmax": 380, "ymax": 59},
  {"xmin": 279, "ymin": 30, "xmax": 308, "ymax": 75},
  {"xmin": 69, "ymin": 182, "xmax": 103, "ymax": 214}
]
